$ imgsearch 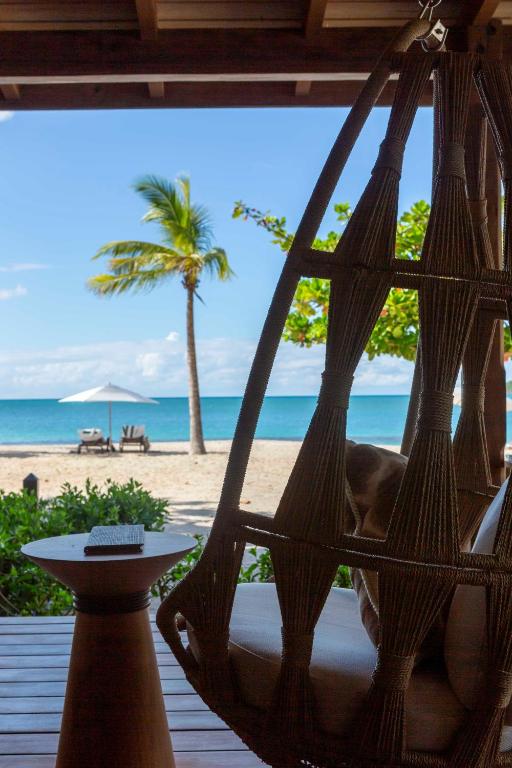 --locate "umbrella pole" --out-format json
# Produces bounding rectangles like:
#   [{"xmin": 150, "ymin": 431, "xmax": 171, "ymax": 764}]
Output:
[{"xmin": 109, "ymin": 401, "xmax": 113, "ymax": 451}]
